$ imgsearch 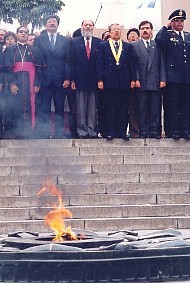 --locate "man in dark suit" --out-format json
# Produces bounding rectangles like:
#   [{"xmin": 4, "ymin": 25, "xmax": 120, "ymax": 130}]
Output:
[
  {"xmin": 155, "ymin": 9, "xmax": 190, "ymax": 140},
  {"xmin": 34, "ymin": 15, "xmax": 71, "ymax": 138},
  {"xmin": 71, "ymin": 20, "xmax": 101, "ymax": 139},
  {"xmin": 132, "ymin": 20, "xmax": 166, "ymax": 139},
  {"xmin": 96, "ymin": 23, "xmax": 136, "ymax": 141}
]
